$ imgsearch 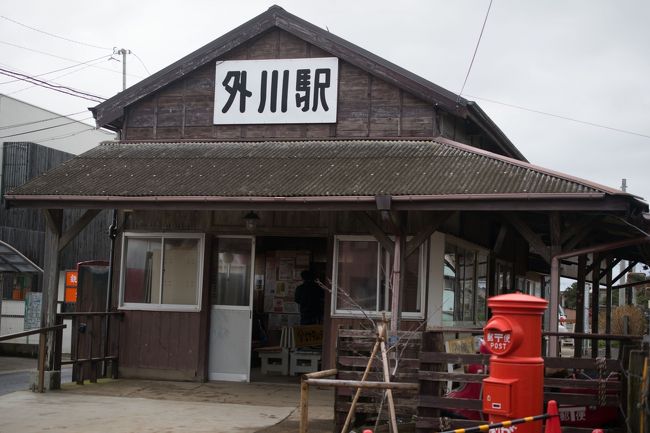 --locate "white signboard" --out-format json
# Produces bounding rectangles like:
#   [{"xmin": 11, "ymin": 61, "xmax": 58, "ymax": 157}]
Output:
[{"xmin": 214, "ymin": 57, "xmax": 338, "ymax": 124}]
